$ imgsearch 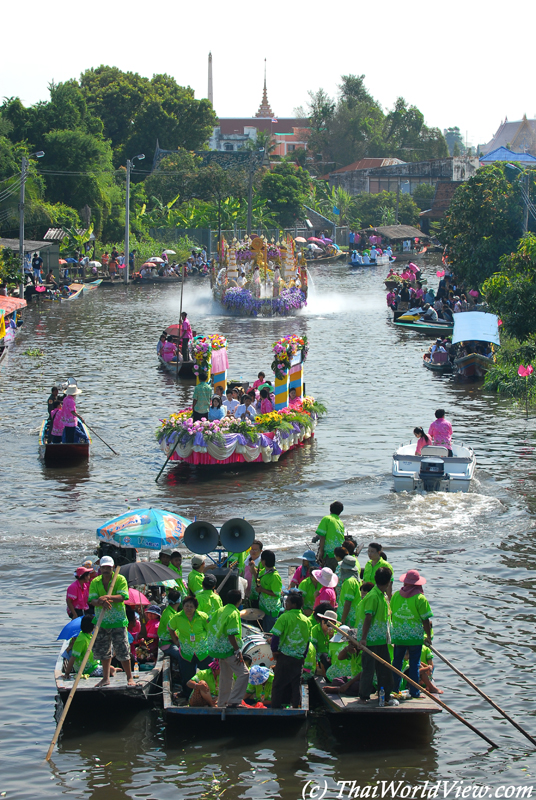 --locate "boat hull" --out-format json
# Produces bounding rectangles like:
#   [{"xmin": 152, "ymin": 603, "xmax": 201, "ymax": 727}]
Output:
[
  {"xmin": 82, "ymin": 279, "xmax": 102, "ymax": 291},
  {"xmin": 423, "ymin": 359, "xmax": 453, "ymax": 373},
  {"xmin": 305, "ymin": 252, "xmax": 344, "ymax": 265},
  {"xmin": 392, "ymin": 443, "xmax": 476, "ymax": 493},
  {"xmin": 39, "ymin": 420, "xmax": 91, "ymax": 465},
  {"xmin": 313, "ymin": 678, "xmax": 441, "ymax": 715},
  {"xmin": 158, "ymin": 355, "xmax": 196, "ymax": 378},
  {"xmin": 394, "ymin": 321, "xmax": 453, "ymax": 336}
]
